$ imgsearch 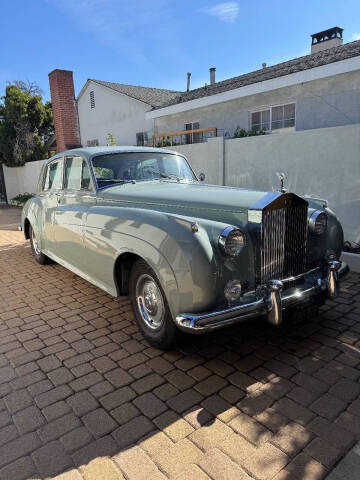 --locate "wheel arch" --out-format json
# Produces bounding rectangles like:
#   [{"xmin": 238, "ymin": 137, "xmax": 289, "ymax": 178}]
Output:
[
  {"xmin": 113, "ymin": 252, "xmax": 141, "ymax": 296},
  {"xmin": 24, "ymin": 218, "xmax": 31, "ymax": 239},
  {"xmin": 112, "ymin": 247, "xmax": 180, "ymax": 320}
]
